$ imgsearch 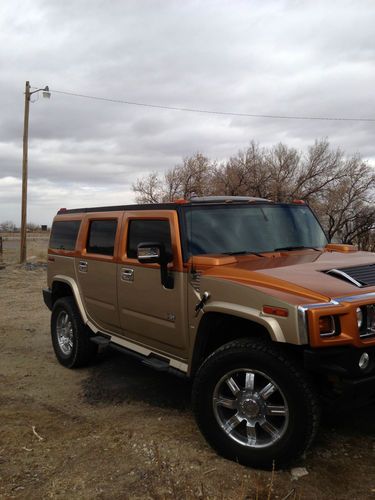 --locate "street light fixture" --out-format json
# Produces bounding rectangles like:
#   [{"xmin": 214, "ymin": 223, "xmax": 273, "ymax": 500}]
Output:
[{"xmin": 20, "ymin": 81, "xmax": 50, "ymax": 264}]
